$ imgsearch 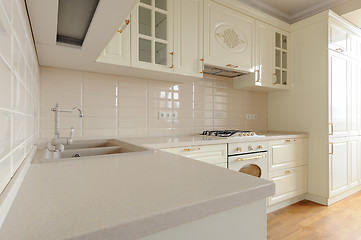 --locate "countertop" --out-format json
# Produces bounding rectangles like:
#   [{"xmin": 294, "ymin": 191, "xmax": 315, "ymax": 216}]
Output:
[{"xmin": 0, "ymin": 131, "xmax": 305, "ymax": 240}]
